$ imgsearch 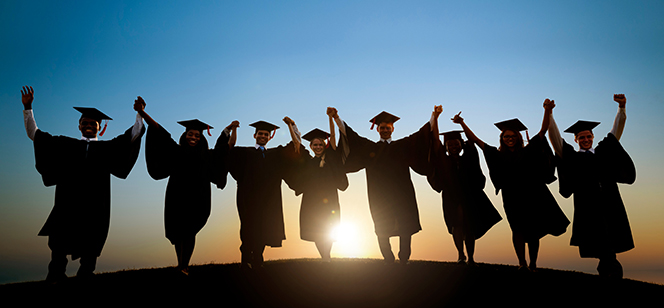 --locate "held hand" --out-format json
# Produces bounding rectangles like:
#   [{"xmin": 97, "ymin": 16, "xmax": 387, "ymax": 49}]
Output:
[
  {"xmin": 21, "ymin": 86, "xmax": 34, "ymax": 109},
  {"xmin": 433, "ymin": 105, "xmax": 443, "ymax": 117},
  {"xmin": 543, "ymin": 98, "xmax": 555, "ymax": 111},
  {"xmin": 614, "ymin": 94, "xmax": 626, "ymax": 108},
  {"xmin": 133, "ymin": 96, "xmax": 146, "ymax": 112},
  {"xmin": 451, "ymin": 111, "xmax": 464, "ymax": 124},
  {"xmin": 283, "ymin": 116, "xmax": 295, "ymax": 126},
  {"xmin": 226, "ymin": 120, "xmax": 240, "ymax": 130},
  {"xmin": 327, "ymin": 107, "xmax": 338, "ymax": 118}
]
